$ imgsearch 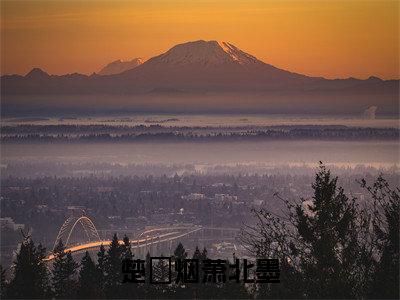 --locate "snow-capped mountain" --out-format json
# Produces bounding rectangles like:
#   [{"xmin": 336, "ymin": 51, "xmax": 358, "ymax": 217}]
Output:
[
  {"xmin": 98, "ymin": 58, "xmax": 143, "ymax": 75},
  {"xmin": 118, "ymin": 40, "xmax": 311, "ymax": 89},
  {"xmin": 148, "ymin": 40, "xmax": 260, "ymax": 67},
  {"xmin": 1, "ymin": 40, "xmax": 398, "ymax": 116}
]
